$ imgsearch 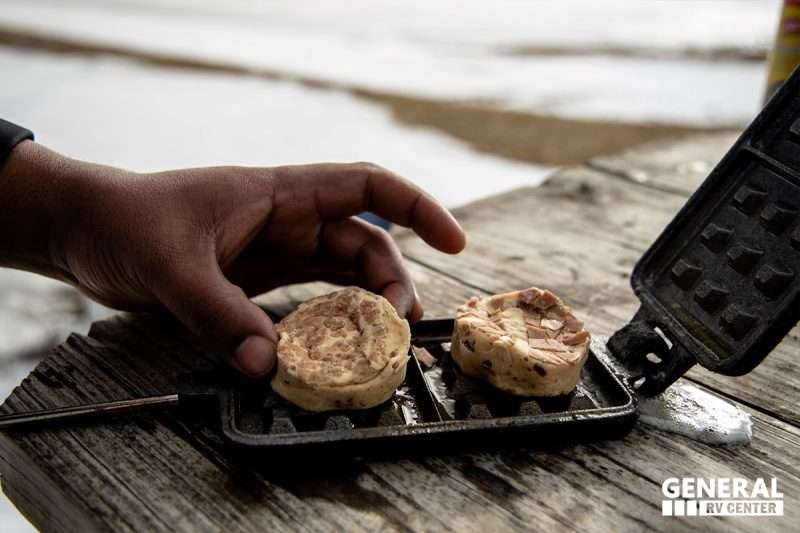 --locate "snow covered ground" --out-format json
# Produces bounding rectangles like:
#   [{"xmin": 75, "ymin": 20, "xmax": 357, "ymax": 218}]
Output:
[
  {"xmin": 13, "ymin": 0, "xmax": 774, "ymax": 52},
  {"xmin": 0, "ymin": 0, "xmax": 778, "ymax": 125},
  {"xmin": 0, "ymin": 47, "xmax": 551, "ymax": 207}
]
